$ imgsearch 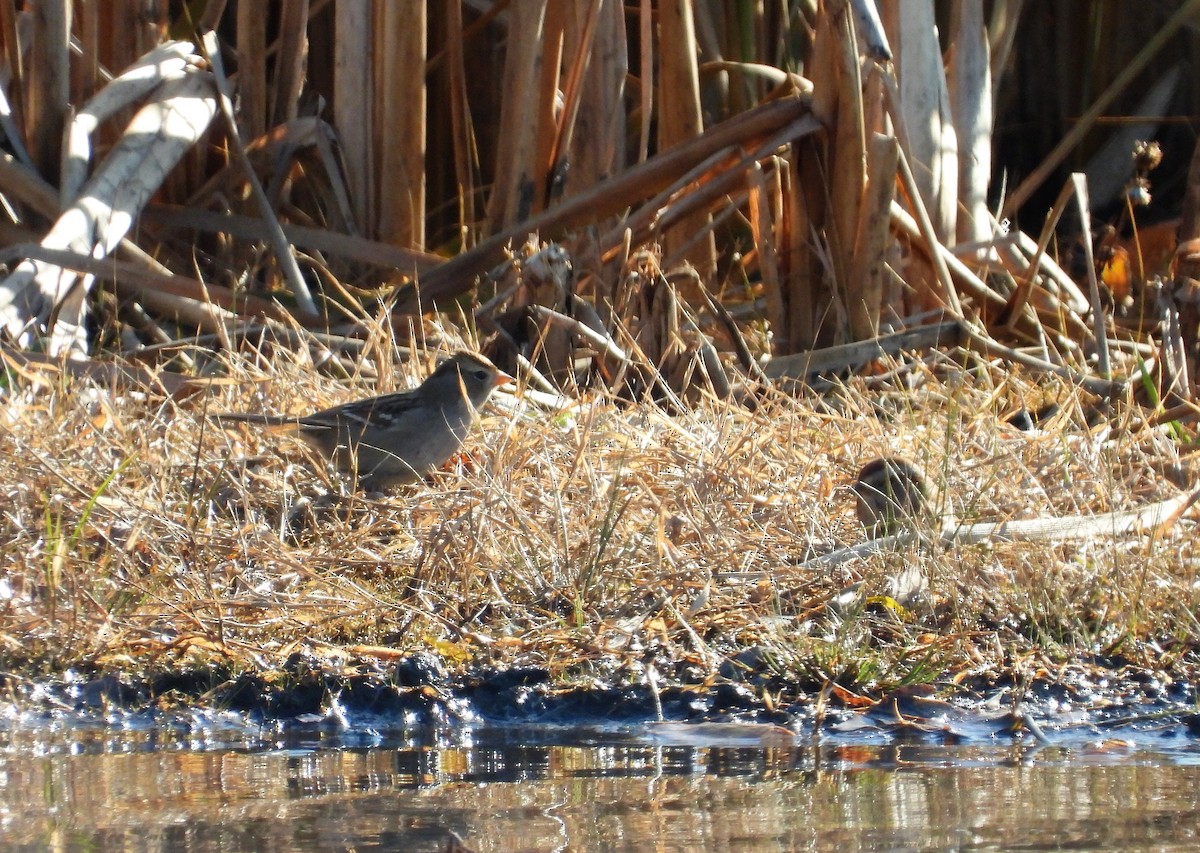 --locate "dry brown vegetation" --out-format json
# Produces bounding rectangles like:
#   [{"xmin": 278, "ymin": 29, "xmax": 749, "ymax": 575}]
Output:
[
  {"xmin": 0, "ymin": 2, "xmax": 1199, "ymax": 707},
  {"xmin": 2, "ymin": 336, "xmax": 1198, "ymax": 702}
]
